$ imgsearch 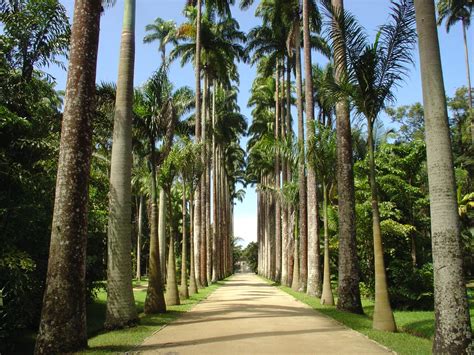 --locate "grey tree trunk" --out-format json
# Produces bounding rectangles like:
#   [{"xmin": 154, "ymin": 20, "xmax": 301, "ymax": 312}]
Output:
[
  {"xmin": 105, "ymin": 0, "xmax": 138, "ymax": 329},
  {"xmin": 275, "ymin": 63, "xmax": 282, "ymax": 282},
  {"xmin": 136, "ymin": 195, "xmax": 145, "ymax": 280},
  {"xmin": 368, "ymin": 123, "xmax": 396, "ymax": 332},
  {"xmin": 414, "ymin": 1, "xmax": 473, "ymax": 352},
  {"xmin": 189, "ymin": 192, "xmax": 198, "ymax": 295},
  {"xmin": 304, "ymin": 0, "xmax": 321, "ymax": 298},
  {"xmin": 193, "ymin": 0, "xmax": 202, "ymax": 289},
  {"xmin": 200, "ymin": 73, "xmax": 208, "ymax": 287},
  {"xmin": 158, "ymin": 188, "xmax": 167, "ymax": 277},
  {"xmin": 331, "ymin": 0, "xmax": 363, "ymax": 315},
  {"xmin": 165, "ymin": 221, "xmax": 180, "ymax": 305},
  {"xmin": 180, "ymin": 186, "xmax": 189, "ymax": 299},
  {"xmin": 144, "ymin": 149, "xmax": 166, "ymax": 314},
  {"xmin": 34, "ymin": 1, "xmax": 102, "ymax": 353},
  {"xmin": 461, "ymin": 19, "xmax": 473, "ymax": 144},
  {"xmin": 295, "ymin": 25, "xmax": 308, "ymax": 292},
  {"xmin": 320, "ymin": 183, "xmax": 334, "ymax": 305}
]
